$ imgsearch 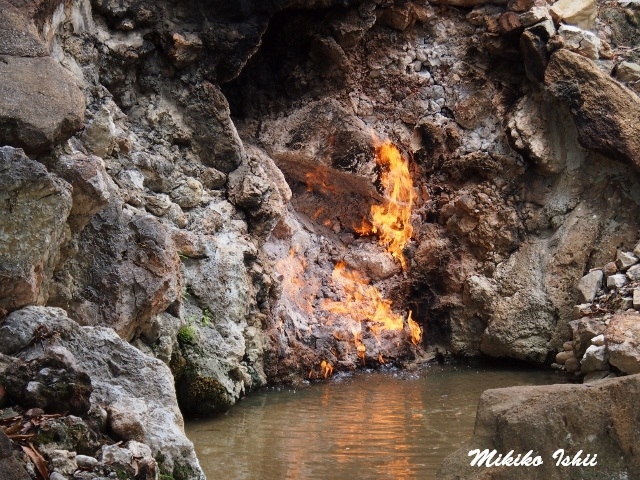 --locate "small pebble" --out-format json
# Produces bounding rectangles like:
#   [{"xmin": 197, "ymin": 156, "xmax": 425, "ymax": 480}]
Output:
[
  {"xmin": 76, "ymin": 455, "xmax": 99, "ymax": 469},
  {"xmin": 555, "ymin": 351, "xmax": 575, "ymax": 365},
  {"xmin": 565, "ymin": 357, "xmax": 580, "ymax": 372}
]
